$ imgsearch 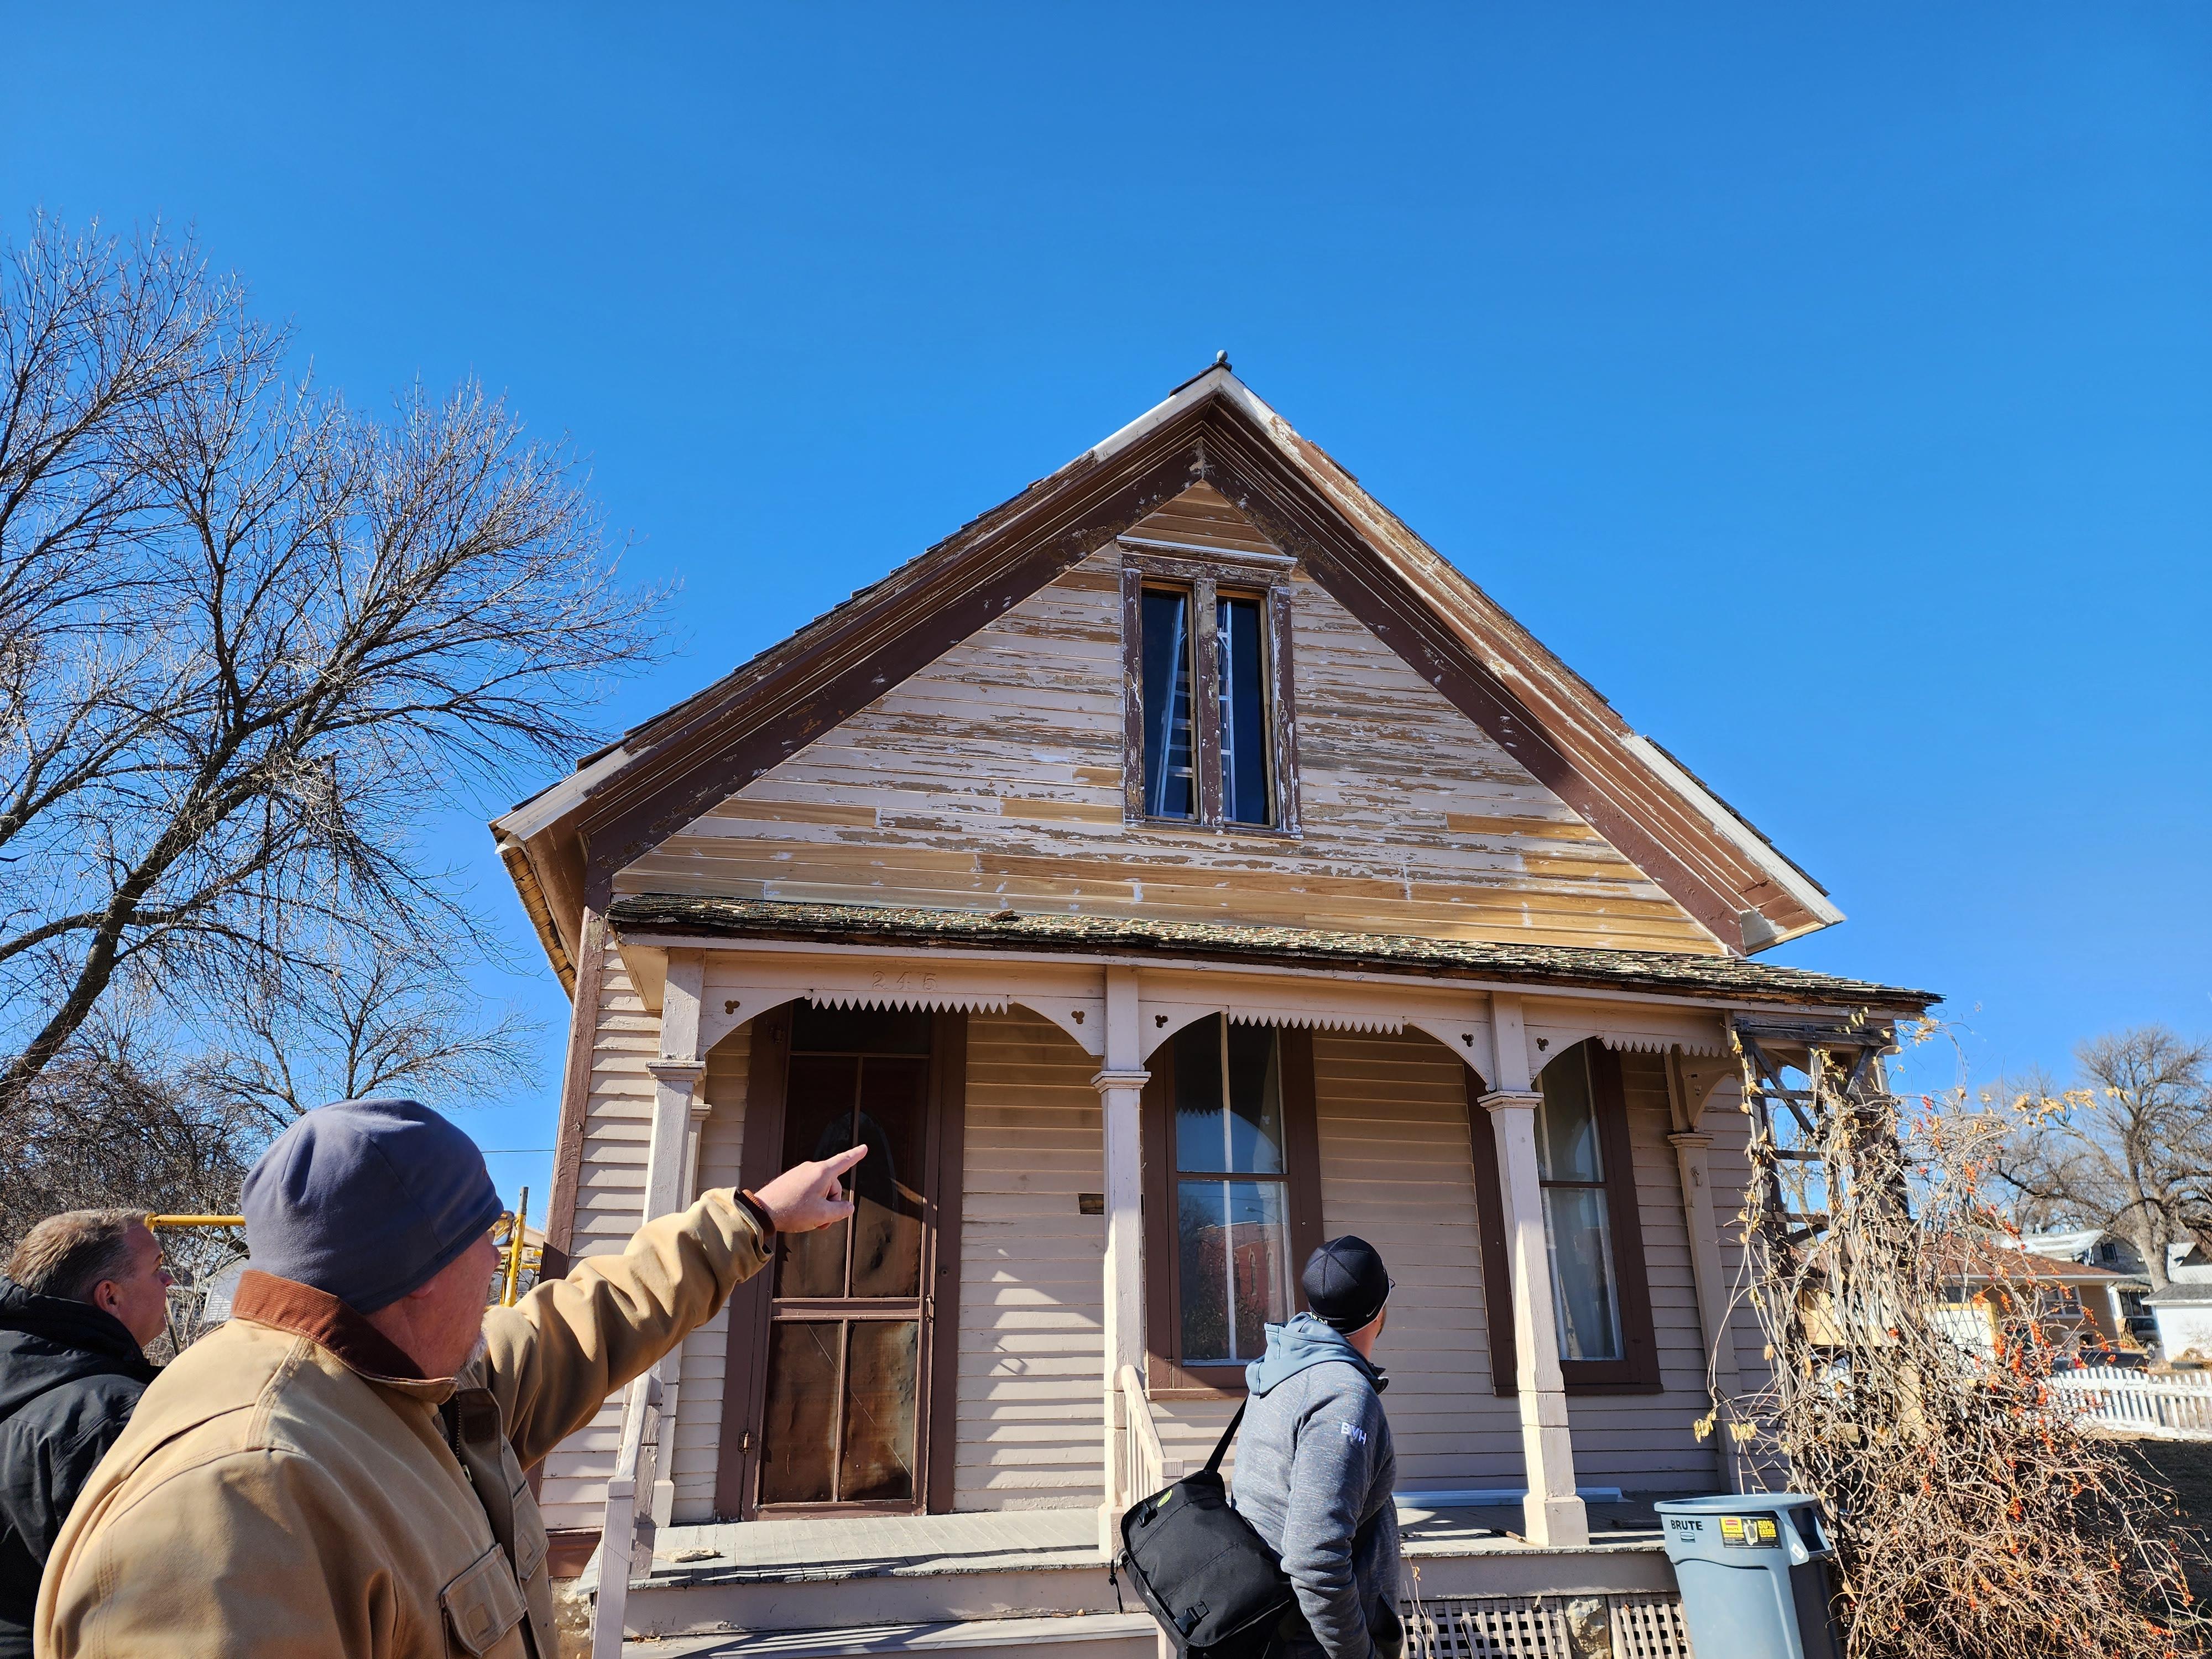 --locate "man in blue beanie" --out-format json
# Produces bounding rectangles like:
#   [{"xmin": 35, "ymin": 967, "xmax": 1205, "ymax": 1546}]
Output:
[
  {"xmin": 1233, "ymin": 1236, "xmax": 1403, "ymax": 1659},
  {"xmin": 38, "ymin": 1097, "xmax": 864, "ymax": 1659}
]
